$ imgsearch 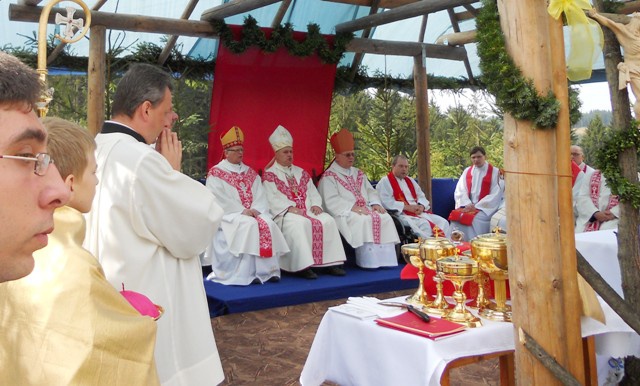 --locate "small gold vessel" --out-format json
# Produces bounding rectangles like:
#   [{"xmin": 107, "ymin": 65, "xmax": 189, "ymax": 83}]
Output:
[
  {"xmin": 401, "ymin": 242, "xmax": 428, "ymax": 306},
  {"xmin": 419, "ymin": 235, "xmax": 456, "ymax": 314},
  {"xmin": 471, "ymin": 230, "xmax": 512, "ymax": 322},
  {"xmin": 437, "ymin": 252, "xmax": 482, "ymax": 328}
]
